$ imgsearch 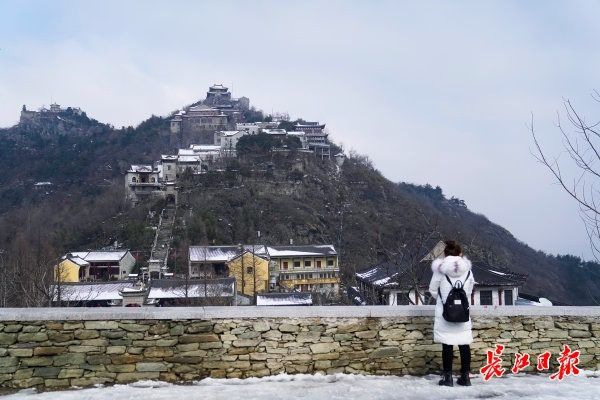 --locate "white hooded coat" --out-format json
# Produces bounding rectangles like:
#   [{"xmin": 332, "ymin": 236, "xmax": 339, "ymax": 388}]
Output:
[{"xmin": 428, "ymin": 255, "xmax": 475, "ymax": 345}]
